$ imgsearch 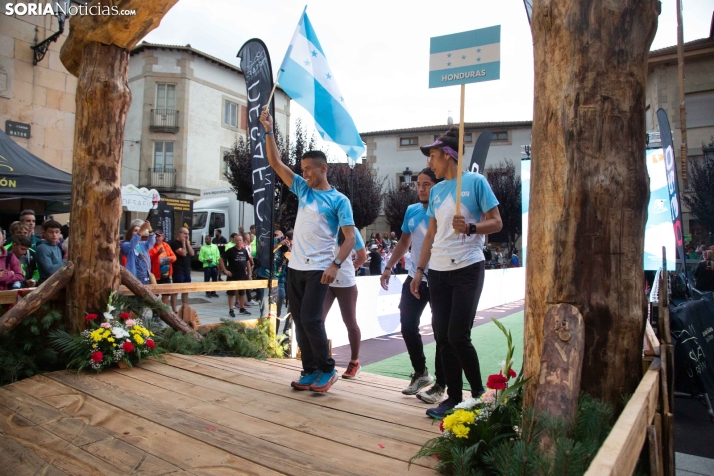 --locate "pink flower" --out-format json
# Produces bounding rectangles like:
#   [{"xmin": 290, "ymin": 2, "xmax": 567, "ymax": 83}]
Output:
[
  {"xmin": 100, "ymin": 322, "xmax": 111, "ymax": 329},
  {"xmin": 146, "ymin": 339, "xmax": 156, "ymax": 349},
  {"xmin": 125, "ymin": 319, "xmax": 136, "ymax": 327},
  {"xmin": 122, "ymin": 341, "xmax": 135, "ymax": 353},
  {"xmin": 91, "ymin": 351, "xmax": 103, "ymax": 363},
  {"xmin": 481, "ymin": 389, "xmax": 496, "ymax": 404}
]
